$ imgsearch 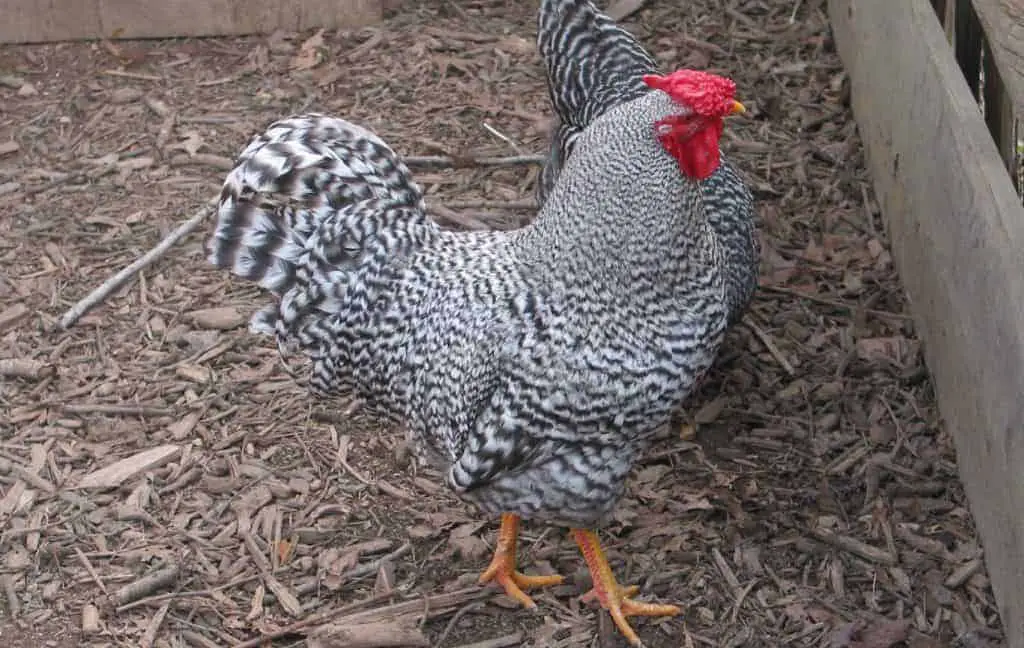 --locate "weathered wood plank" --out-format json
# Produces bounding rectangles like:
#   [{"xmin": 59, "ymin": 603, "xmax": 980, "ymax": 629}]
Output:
[
  {"xmin": 829, "ymin": 2, "xmax": 1024, "ymax": 647},
  {"xmin": 2, "ymin": 0, "xmax": 381, "ymax": 45},
  {"xmin": 970, "ymin": 0, "xmax": 1024, "ymax": 115}
]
